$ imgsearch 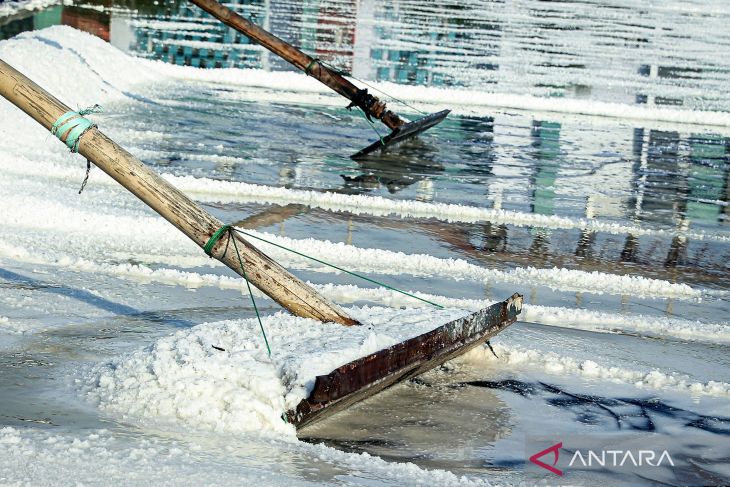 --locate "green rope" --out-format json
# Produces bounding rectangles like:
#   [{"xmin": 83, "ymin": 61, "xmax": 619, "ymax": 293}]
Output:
[
  {"xmin": 78, "ymin": 104, "xmax": 103, "ymax": 116},
  {"xmin": 50, "ymin": 104, "xmax": 102, "ymax": 193},
  {"xmin": 230, "ymin": 235, "xmax": 271, "ymax": 356},
  {"xmin": 232, "ymin": 228, "xmax": 444, "ymax": 309},
  {"xmin": 204, "ymin": 225, "xmax": 272, "ymax": 356},
  {"xmin": 359, "ymin": 110, "xmax": 385, "ymax": 147}
]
